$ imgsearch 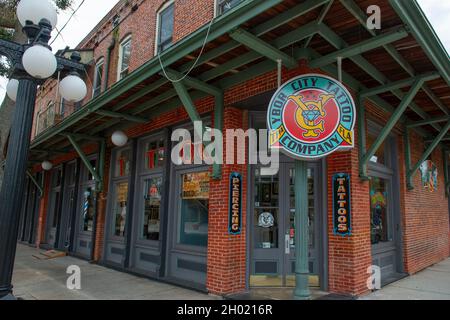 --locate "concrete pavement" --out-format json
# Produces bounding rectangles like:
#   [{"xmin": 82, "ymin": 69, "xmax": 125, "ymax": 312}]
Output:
[
  {"xmin": 361, "ymin": 258, "xmax": 450, "ymax": 300},
  {"xmin": 12, "ymin": 244, "xmax": 216, "ymax": 300}
]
